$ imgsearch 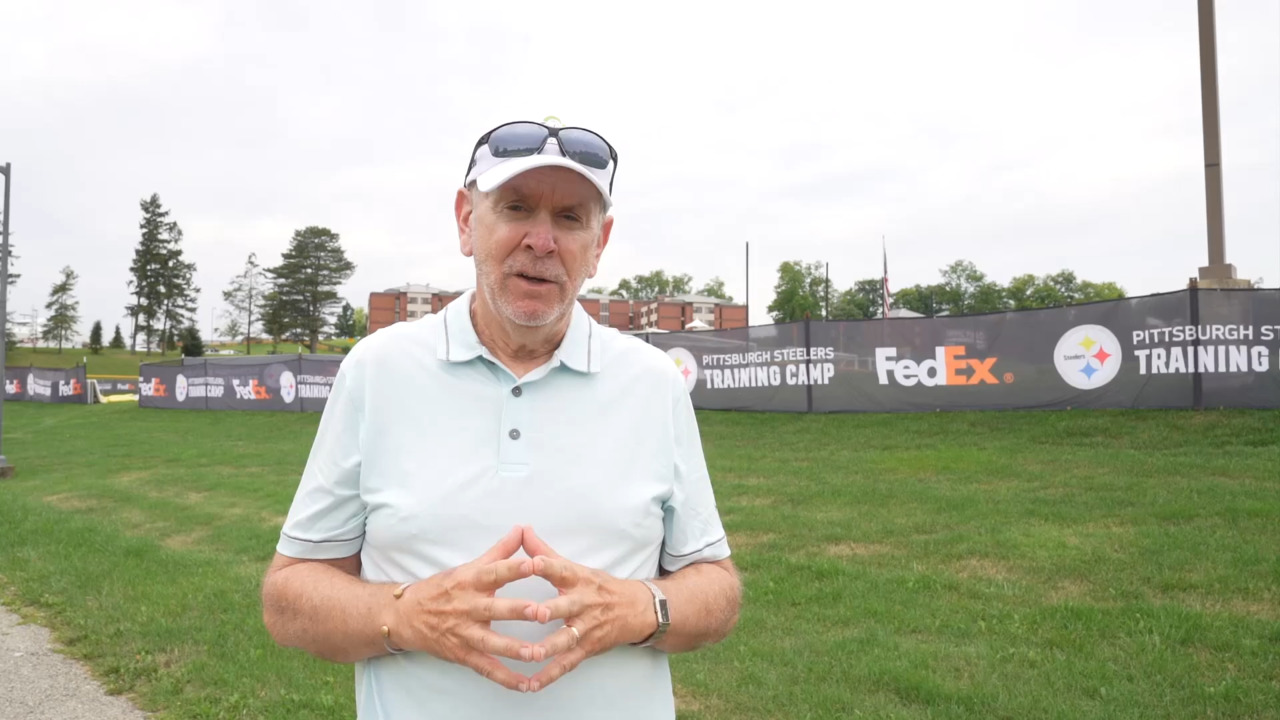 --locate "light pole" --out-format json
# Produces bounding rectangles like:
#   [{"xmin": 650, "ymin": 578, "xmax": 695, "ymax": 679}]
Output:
[
  {"xmin": 1, "ymin": 162, "xmax": 15, "ymax": 478},
  {"xmin": 1195, "ymin": 0, "xmax": 1245, "ymax": 286}
]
